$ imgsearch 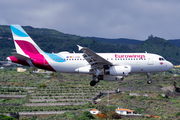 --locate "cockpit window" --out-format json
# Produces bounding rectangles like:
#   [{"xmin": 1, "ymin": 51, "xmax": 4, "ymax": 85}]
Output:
[{"xmin": 159, "ymin": 58, "xmax": 165, "ymax": 61}]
